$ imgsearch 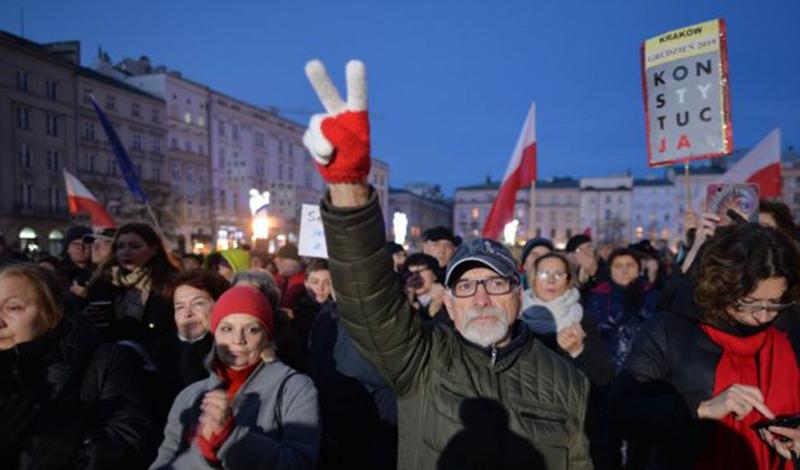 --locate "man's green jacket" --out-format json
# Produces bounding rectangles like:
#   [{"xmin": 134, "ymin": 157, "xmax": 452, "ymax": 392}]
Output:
[{"xmin": 320, "ymin": 189, "xmax": 591, "ymax": 470}]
